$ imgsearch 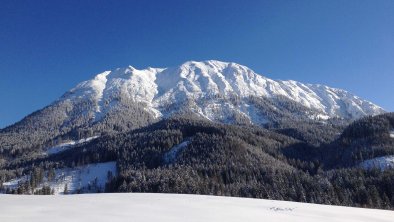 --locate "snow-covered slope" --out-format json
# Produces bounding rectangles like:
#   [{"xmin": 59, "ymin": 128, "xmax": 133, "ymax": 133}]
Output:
[
  {"xmin": 60, "ymin": 60, "xmax": 384, "ymax": 125},
  {"xmin": 0, "ymin": 193, "xmax": 392, "ymax": 222},
  {"xmin": 47, "ymin": 162, "xmax": 116, "ymax": 194},
  {"xmin": 46, "ymin": 136, "xmax": 99, "ymax": 155},
  {"xmin": 163, "ymin": 139, "xmax": 191, "ymax": 163},
  {"xmin": 3, "ymin": 162, "xmax": 116, "ymax": 194},
  {"xmin": 361, "ymin": 156, "xmax": 394, "ymax": 171}
]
